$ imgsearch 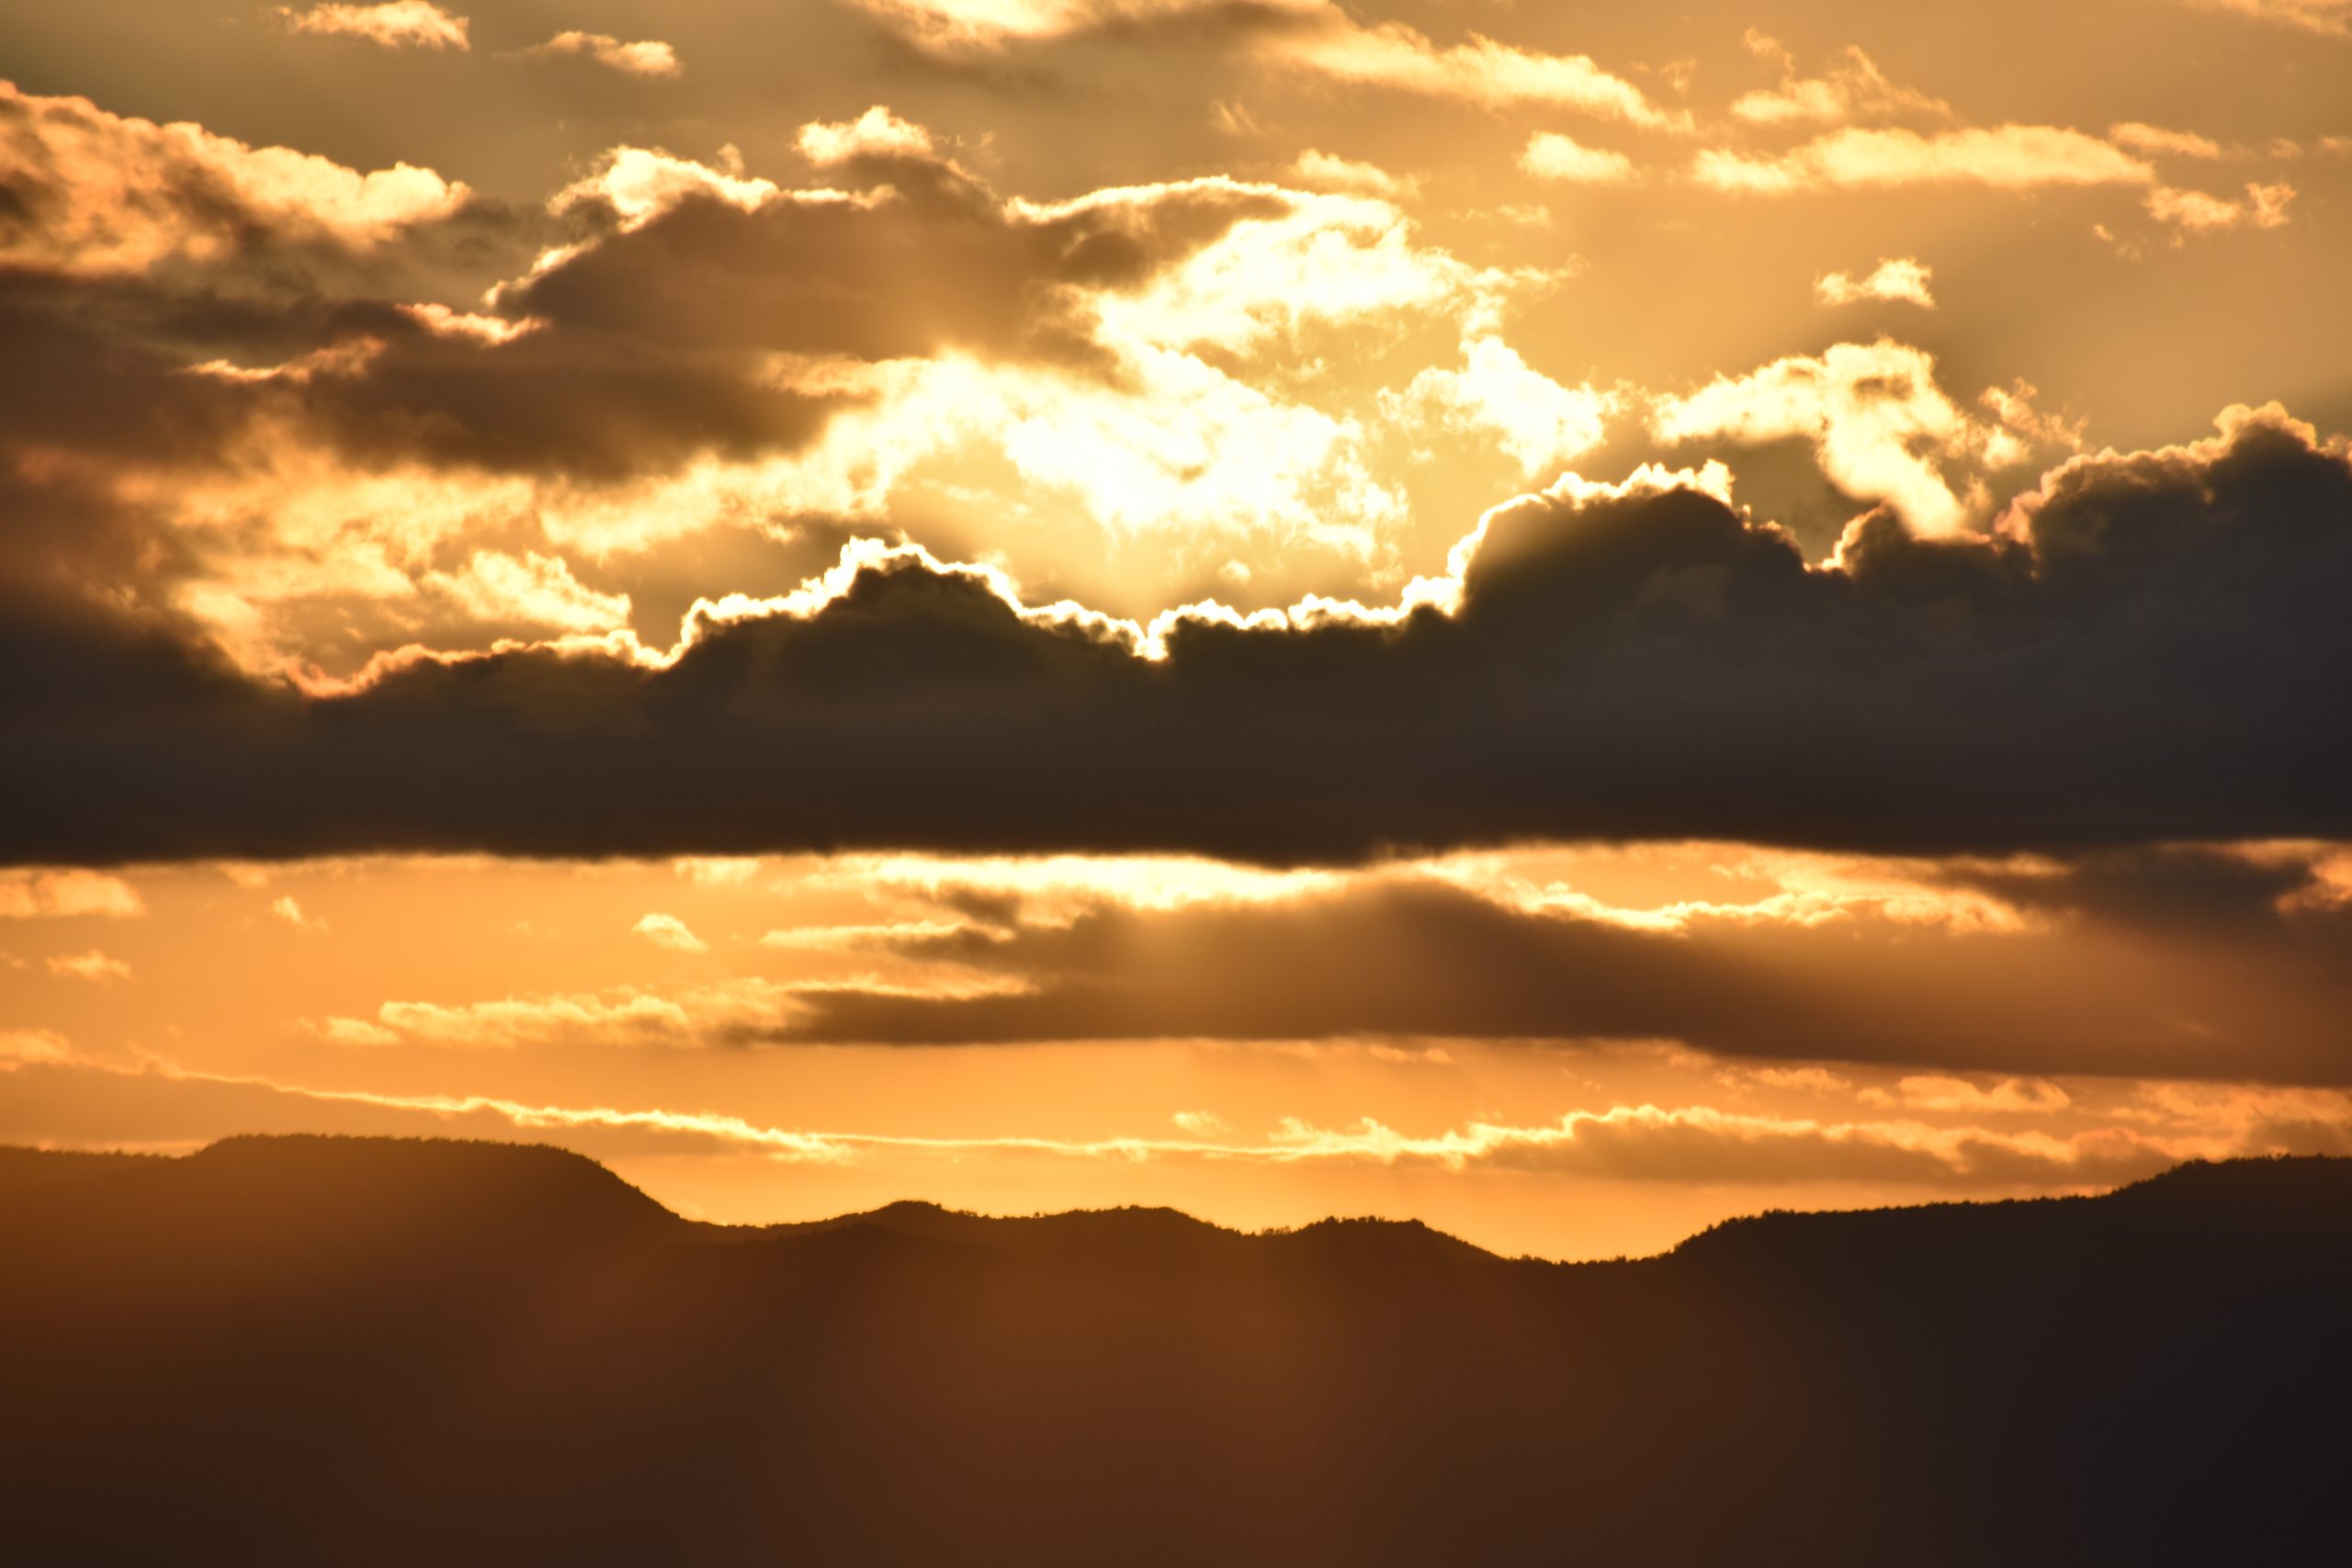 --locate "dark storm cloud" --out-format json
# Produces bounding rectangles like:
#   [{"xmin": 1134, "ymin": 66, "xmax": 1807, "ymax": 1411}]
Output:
[{"xmin": 4, "ymin": 411, "xmax": 2349, "ymax": 868}]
